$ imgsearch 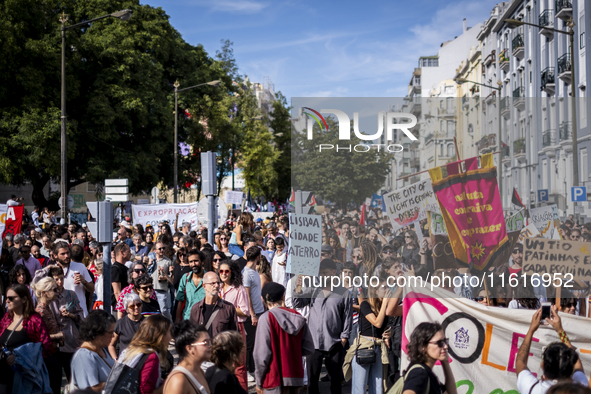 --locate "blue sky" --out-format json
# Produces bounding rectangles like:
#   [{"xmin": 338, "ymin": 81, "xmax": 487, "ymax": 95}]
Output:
[{"xmin": 142, "ymin": 0, "xmax": 500, "ymax": 102}]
